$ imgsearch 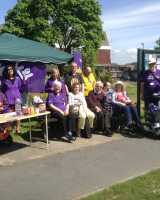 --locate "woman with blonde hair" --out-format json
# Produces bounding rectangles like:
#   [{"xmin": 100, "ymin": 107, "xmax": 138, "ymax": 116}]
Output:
[
  {"xmin": 112, "ymin": 81, "xmax": 141, "ymax": 128},
  {"xmin": 68, "ymin": 82, "xmax": 95, "ymax": 138},
  {"xmin": 45, "ymin": 67, "xmax": 68, "ymax": 95}
]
